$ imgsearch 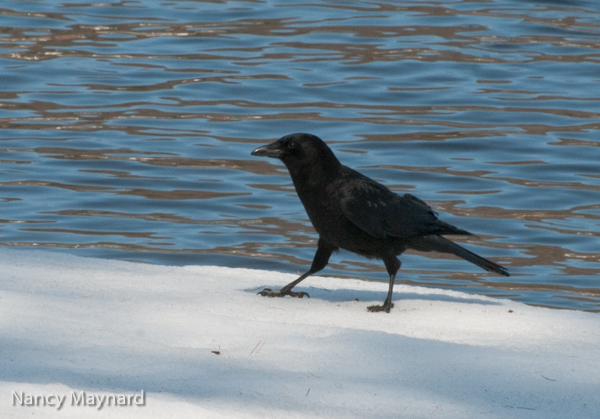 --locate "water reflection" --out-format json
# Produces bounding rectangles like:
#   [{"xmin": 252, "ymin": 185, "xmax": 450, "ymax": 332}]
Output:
[{"xmin": 1, "ymin": 0, "xmax": 599, "ymax": 311}]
